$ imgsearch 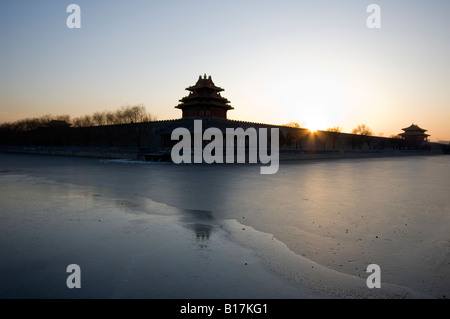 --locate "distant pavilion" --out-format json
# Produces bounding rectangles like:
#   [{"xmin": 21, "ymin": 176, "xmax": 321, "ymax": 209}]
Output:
[
  {"xmin": 399, "ymin": 124, "xmax": 430, "ymax": 142},
  {"xmin": 175, "ymin": 74, "xmax": 234, "ymax": 119}
]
